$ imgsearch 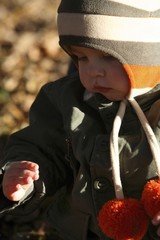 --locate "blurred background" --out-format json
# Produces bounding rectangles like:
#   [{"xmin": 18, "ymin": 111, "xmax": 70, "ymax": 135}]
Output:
[
  {"xmin": 0, "ymin": 0, "xmax": 70, "ymax": 135},
  {"xmin": 0, "ymin": 0, "xmax": 70, "ymax": 239}
]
